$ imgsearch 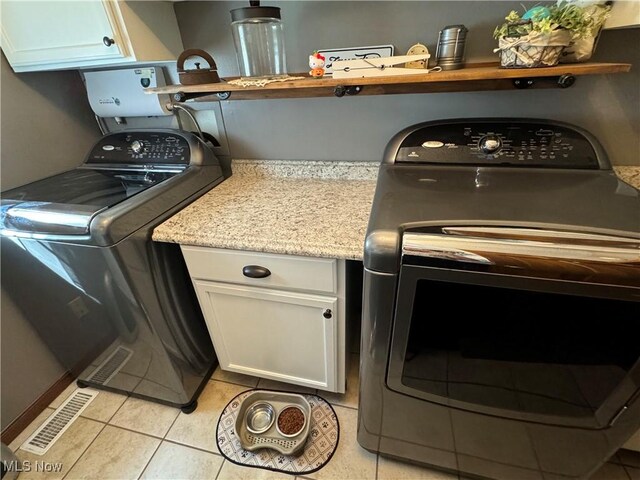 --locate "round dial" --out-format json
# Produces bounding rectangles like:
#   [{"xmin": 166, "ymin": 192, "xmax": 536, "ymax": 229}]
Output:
[
  {"xmin": 478, "ymin": 135, "xmax": 502, "ymax": 154},
  {"xmin": 131, "ymin": 140, "xmax": 144, "ymax": 154}
]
